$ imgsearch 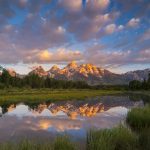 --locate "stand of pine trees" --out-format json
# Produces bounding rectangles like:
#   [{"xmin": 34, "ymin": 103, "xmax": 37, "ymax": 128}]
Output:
[
  {"xmin": 129, "ymin": 73, "xmax": 150, "ymax": 90},
  {"xmin": 0, "ymin": 70, "xmax": 89, "ymax": 89}
]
